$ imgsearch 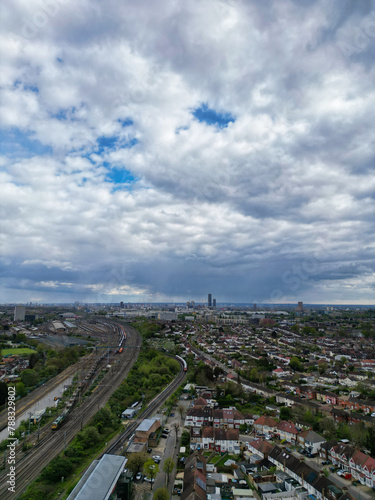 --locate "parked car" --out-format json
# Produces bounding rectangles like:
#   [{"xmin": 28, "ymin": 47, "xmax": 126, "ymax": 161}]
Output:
[
  {"xmin": 337, "ymin": 470, "xmax": 344, "ymax": 476},
  {"xmin": 343, "ymin": 473, "xmax": 352, "ymax": 480},
  {"xmin": 144, "ymin": 477, "xmax": 155, "ymax": 483},
  {"xmin": 153, "ymin": 455, "xmax": 161, "ymax": 463},
  {"xmin": 147, "ymin": 447, "xmax": 152, "ymax": 453},
  {"xmin": 136, "ymin": 472, "xmax": 142, "ymax": 481}
]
